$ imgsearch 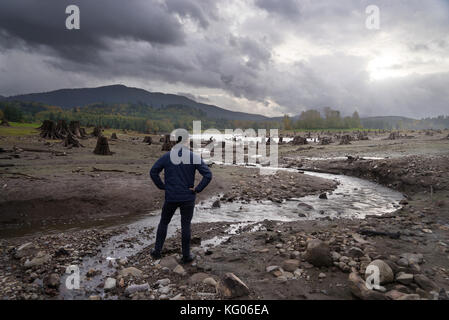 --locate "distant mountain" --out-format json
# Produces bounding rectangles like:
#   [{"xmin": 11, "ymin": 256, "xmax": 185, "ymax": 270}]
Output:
[{"xmin": 5, "ymin": 84, "xmax": 270, "ymax": 121}]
